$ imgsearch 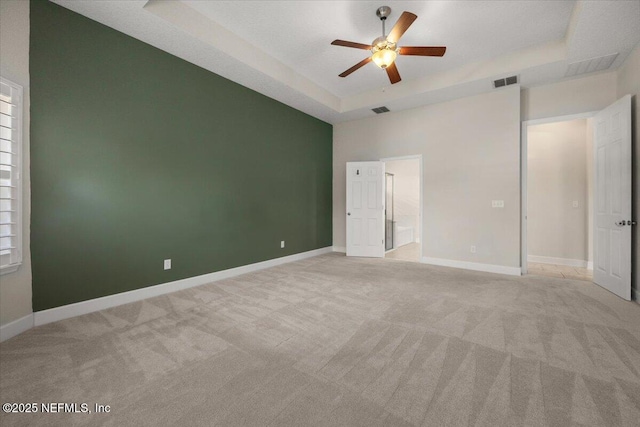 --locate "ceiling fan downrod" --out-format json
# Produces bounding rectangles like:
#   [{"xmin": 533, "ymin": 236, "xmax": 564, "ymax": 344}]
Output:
[{"xmin": 376, "ymin": 6, "xmax": 392, "ymax": 37}]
